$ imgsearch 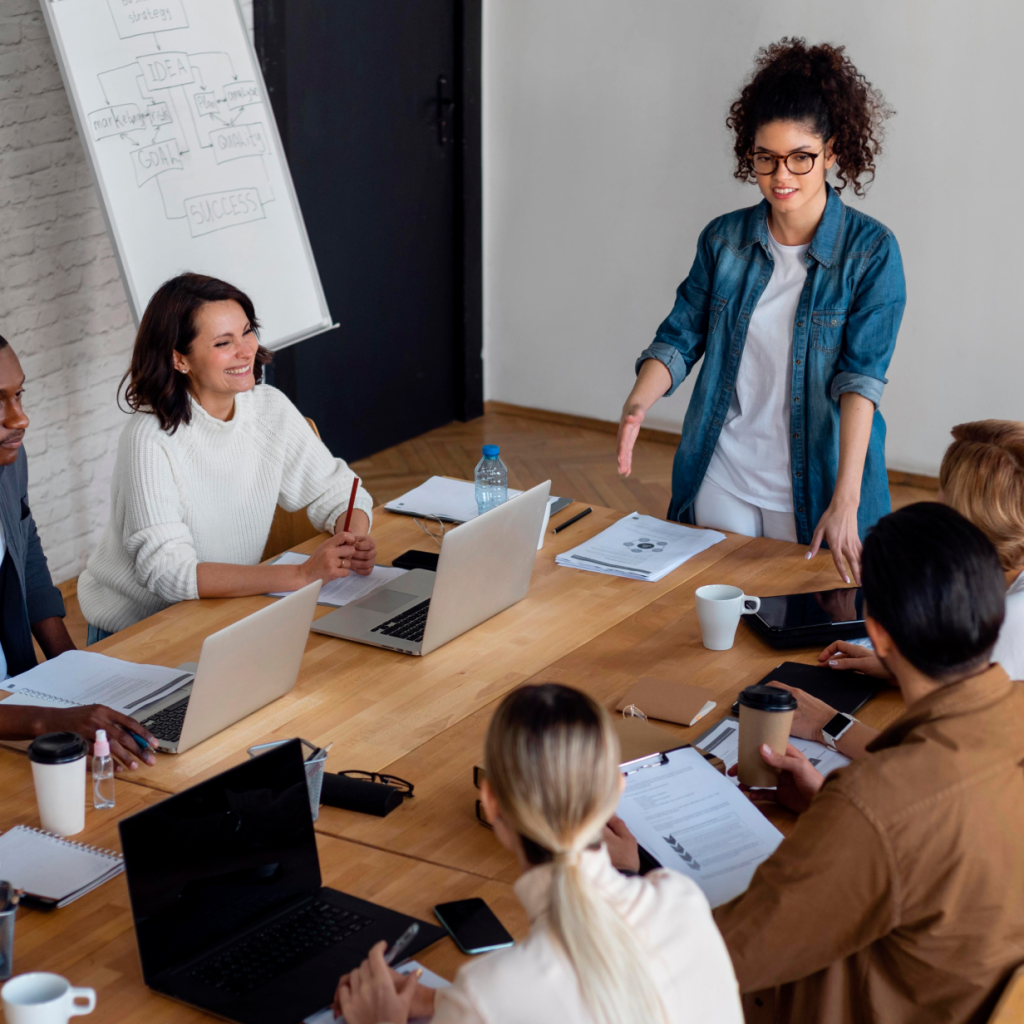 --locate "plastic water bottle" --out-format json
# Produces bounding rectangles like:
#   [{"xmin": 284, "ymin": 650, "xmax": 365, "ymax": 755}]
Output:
[
  {"xmin": 475, "ymin": 445, "xmax": 508, "ymax": 515},
  {"xmin": 92, "ymin": 729, "xmax": 115, "ymax": 810}
]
